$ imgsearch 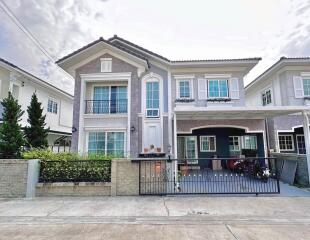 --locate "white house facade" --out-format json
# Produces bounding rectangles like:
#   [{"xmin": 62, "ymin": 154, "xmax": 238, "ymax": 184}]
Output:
[{"xmin": 0, "ymin": 58, "xmax": 73, "ymax": 150}]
